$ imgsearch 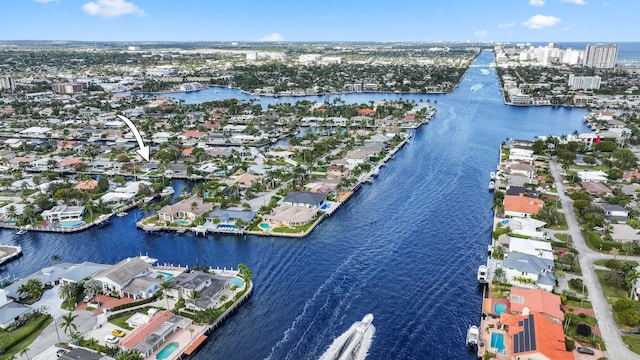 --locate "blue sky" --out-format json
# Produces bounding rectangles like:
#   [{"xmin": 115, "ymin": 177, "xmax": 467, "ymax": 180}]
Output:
[{"xmin": 1, "ymin": 0, "xmax": 637, "ymax": 42}]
